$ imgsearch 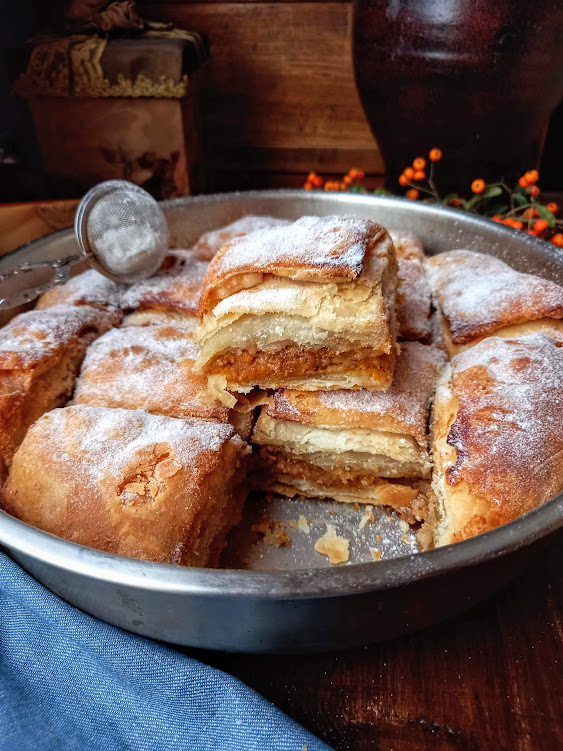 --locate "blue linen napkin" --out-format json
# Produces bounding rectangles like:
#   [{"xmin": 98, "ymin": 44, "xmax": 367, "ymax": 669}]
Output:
[{"xmin": 0, "ymin": 552, "xmax": 332, "ymax": 751}]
